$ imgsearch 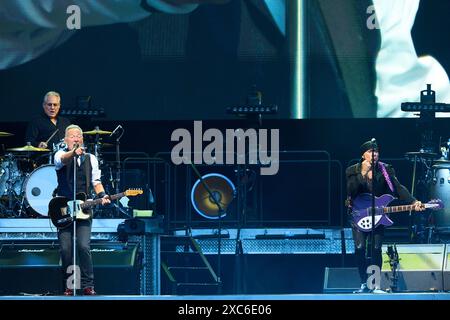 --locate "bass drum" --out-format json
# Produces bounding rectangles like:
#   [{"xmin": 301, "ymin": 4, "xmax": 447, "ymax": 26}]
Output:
[
  {"xmin": 24, "ymin": 164, "xmax": 58, "ymax": 216},
  {"xmin": 429, "ymin": 162, "xmax": 450, "ymax": 228}
]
